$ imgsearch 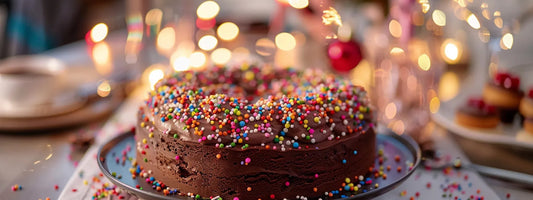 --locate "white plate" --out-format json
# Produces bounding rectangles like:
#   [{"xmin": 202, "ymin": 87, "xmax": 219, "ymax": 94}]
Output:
[{"xmin": 432, "ymin": 66, "xmax": 533, "ymax": 150}]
